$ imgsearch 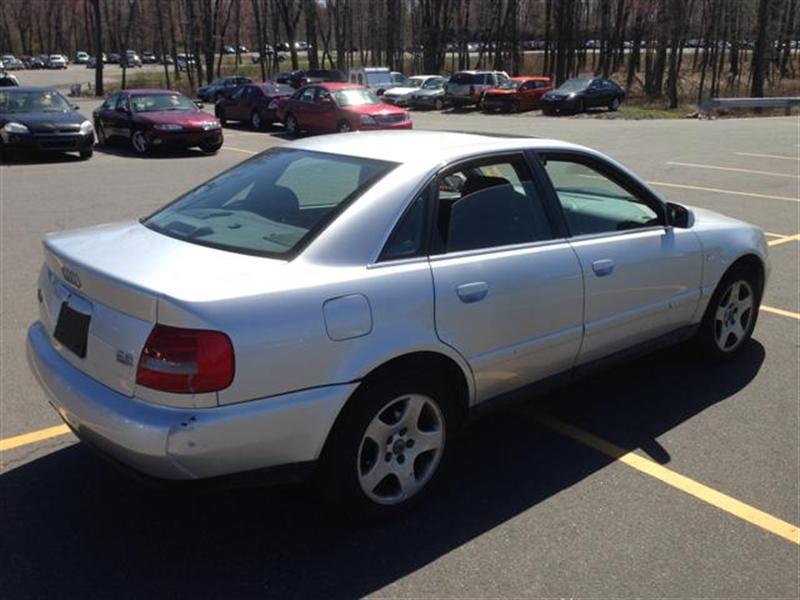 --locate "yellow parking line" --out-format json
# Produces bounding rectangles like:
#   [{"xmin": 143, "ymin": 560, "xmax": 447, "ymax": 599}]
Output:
[
  {"xmin": 535, "ymin": 413, "xmax": 800, "ymax": 545},
  {"xmin": 762, "ymin": 305, "xmax": 800, "ymax": 320},
  {"xmin": 222, "ymin": 146, "xmax": 257, "ymax": 155},
  {"xmin": 0, "ymin": 424, "xmax": 71, "ymax": 452},
  {"xmin": 646, "ymin": 180, "xmax": 799, "ymax": 203},
  {"xmin": 736, "ymin": 152, "xmax": 800, "ymax": 162},
  {"xmin": 666, "ymin": 161, "xmax": 799, "ymax": 179},
  {"xmin": 764, "ymin": 232, "xmax": 788, "ymax": 238},
  {"xmin": 767, "ymin": 234, "xmax": 800, "ymax": 247}
]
